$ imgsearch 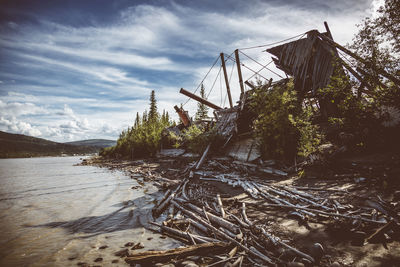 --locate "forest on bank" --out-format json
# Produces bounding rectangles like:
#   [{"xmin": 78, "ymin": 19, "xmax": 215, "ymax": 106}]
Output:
[{"xmin": 101, "ymin": 0, "xmax": 399, "ymax": 162}]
